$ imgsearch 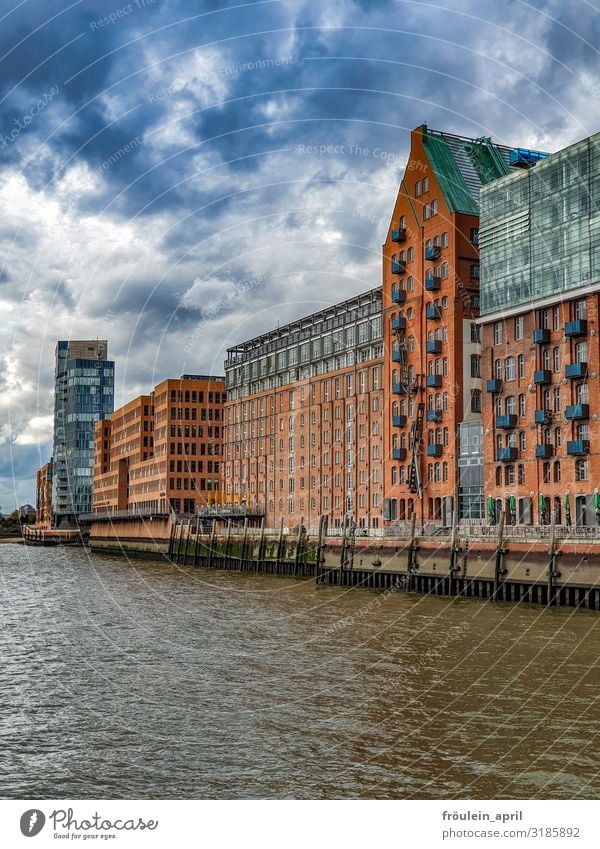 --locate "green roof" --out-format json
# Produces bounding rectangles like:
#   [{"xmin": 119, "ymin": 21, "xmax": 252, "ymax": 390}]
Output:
[{"xmin": 422, "ymin": 127, "xmax": 513, "ymax": 215}]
